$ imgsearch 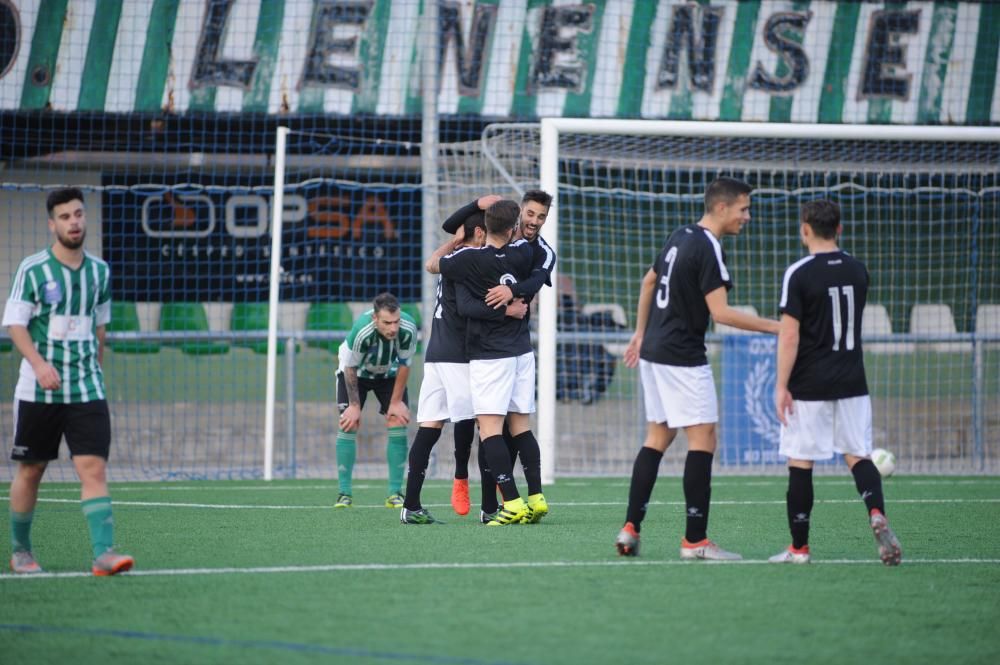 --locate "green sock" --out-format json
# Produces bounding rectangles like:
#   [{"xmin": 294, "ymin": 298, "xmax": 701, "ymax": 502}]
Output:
[
  {"xmin": 10, "ymin": 510, "xmax": 34, "ymax": 553},
  {"xmin": 386, "ymin": 426, "xmax": 408, "ymax": 495},
  {"xmin": 336, "ymin": 431, "xmax": 357, "ymax": 496},
  {"xmin": 81, "ymin": 496, "xmax": 114, "ymax": 559}
]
